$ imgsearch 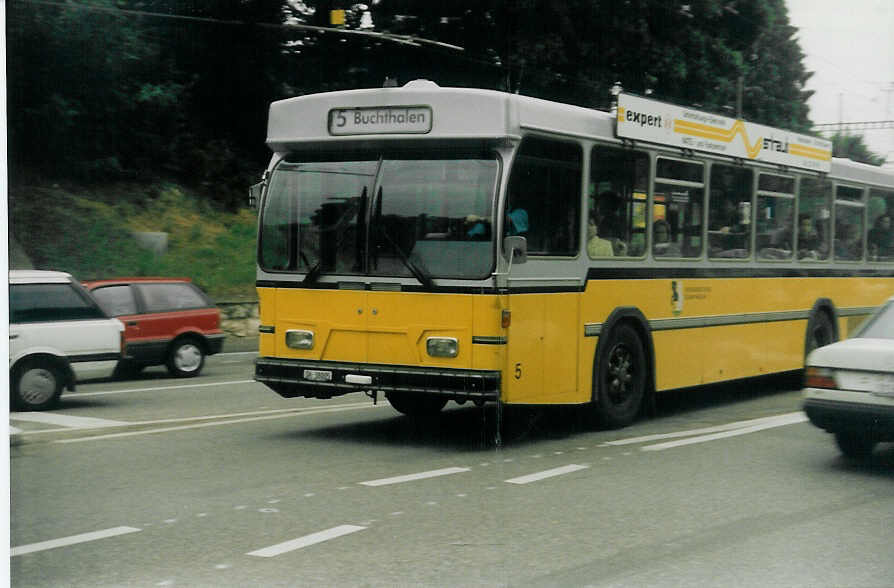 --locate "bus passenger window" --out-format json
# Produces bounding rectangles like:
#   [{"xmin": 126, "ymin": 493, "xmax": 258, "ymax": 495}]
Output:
[
  {"xmin": 868, "ymin": 188, "xmax": 894, "ymax": 261},
  {"xmin": 589, "ymin": 146, "xmax": 649, "ymax": 258},
  {"xmin": 835, "ymin": 185, "xmax": 865, "ymax": 261},
  {"xmin": 756, "ymin": 173, "xmax": 795, "ymax": 260},
  {"xmin": 653, "ymin": 157, "xmax": 704, "ymax": 258},
  {"xmin": 506, "ymin": 137, "xmax": 582, "ymax": 256},
  {"xmin": 797, "ymin": 178, "xmax": 831, "ymax": 261},
  {"xmin": 708, "ymin": 164, "xmax": 753, "ymax": 259}
]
